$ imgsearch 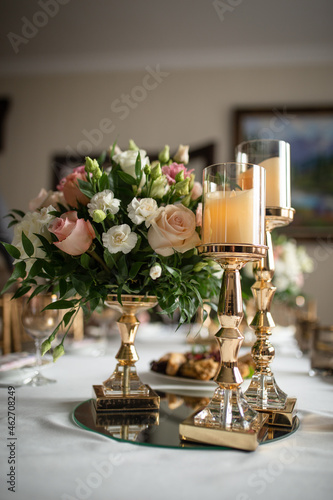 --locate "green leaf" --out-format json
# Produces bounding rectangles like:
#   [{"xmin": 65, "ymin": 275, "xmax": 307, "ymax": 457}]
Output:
[
  {"xmin": 63, "ymin": 309, "xmax": 76, "ymax": 327},
  {"xmin": 80, "ymin": 253, "xmax": 90, "ymax": 269},
  {"xmin": 28, "ymin": 259, "xmax": 43, "ymax": 278},
  {"xmin": 12, "ymin": 209, "xmax": 25, "ymax": 218},
  {"xmin": 12, "ymin": 285, "xmax": 31, "ymax": 299},
  {"xmin": 44, "ymin": 299, "xmax": 76, "ymax": 310},
  {"xmin": 1, "ymin": 242, "xmax": 20, "ymax": 260},
  {"xmin": 21, "ymin": 232, "xmax": 34, "ymax": 258},
  {"xmin": 29, "ymin": 284, "xmax": 50, "ymax": 299},
  {"xmin": 97, "ymin": 150, "xmax": 107, "ymax": 167},
  {"xmin": 135, "ymin": 151, "xmax": 142, "ymax": 179},
  {"xmin": 11, "ymin": 260, "xmax": 26, "ymax": 280},
  {"xmin": 71, "ymin": 275, "xmax": 88, "ymax": 296},
  {"xmin": 129, "ymin": 261, "xmax": 144, "ymax": 279},
  {"xmin": 42, "ymin": 261, "xmax": 56, "ymax": 278},
  {"xmin": 117, "ymin": 171, "xmax": 137, "ymax": 185},
  {"xmin": 1, "ymin": 278, "xmax": 17, "ymax": 294},
  {"xmin": 77, "ymin": 179, "xmax": 95, "ymax": 198},
  {"xmin": 98, "ymin": 172, "xmax": 109, "ymax": 192},
  {"xmin": 59, "ymin": 278, "xmax": 68, "ymax": 298},
  {"xmin": 165, "ymin": 265, "xmax": 181, "ymax": 279}
]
